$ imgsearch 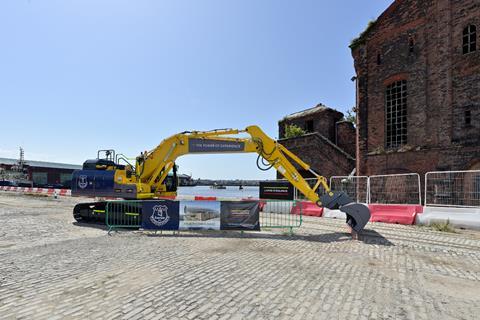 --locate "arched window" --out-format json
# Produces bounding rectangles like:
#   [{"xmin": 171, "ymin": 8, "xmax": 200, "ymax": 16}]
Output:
[{"xmin": 463, "ymin": 24, "xmax": 477, "ymax": 54}]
